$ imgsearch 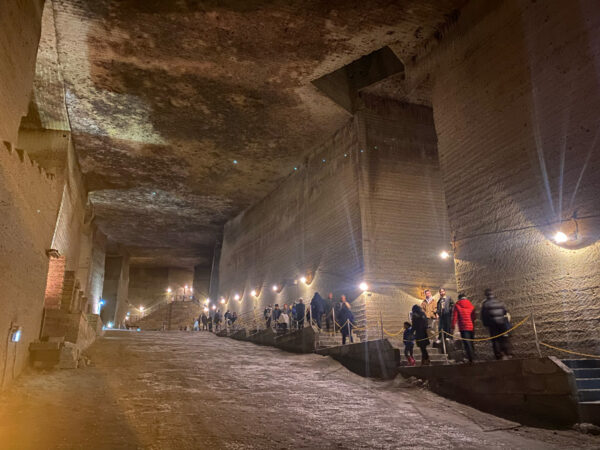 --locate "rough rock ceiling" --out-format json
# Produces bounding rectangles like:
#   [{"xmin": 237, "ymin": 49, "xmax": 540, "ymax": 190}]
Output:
[{"xmin": 50, "ymin": 0, "xmax": 465, "ymax": 267}]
